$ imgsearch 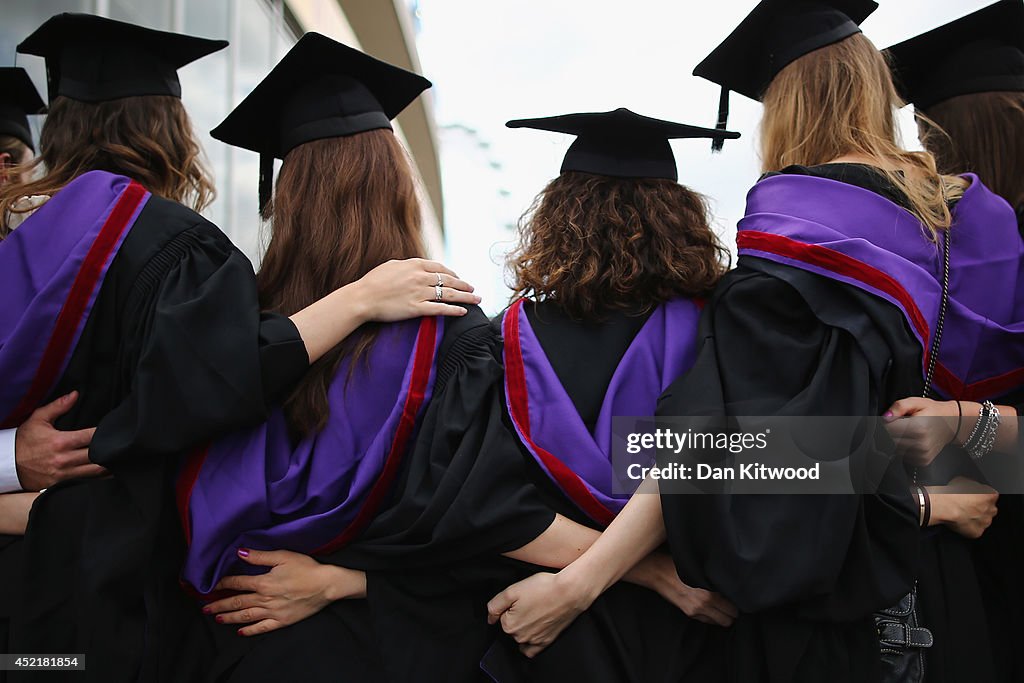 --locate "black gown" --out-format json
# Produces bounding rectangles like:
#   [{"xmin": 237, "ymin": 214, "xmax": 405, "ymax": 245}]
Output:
[
  {"xmin": 353, "ymin": 302, "xmax": 724, "ymax": 683},
  {"xmin": 657, "ymin": 164, "xmax": 927, "ymax": 683},
  {"xmin": 200, "ymin": 306, "xmax": 557, "ymax": 683},
  {"xmin": 0, "ymin": 194, "xmax": 308, "ymax": 683}
]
